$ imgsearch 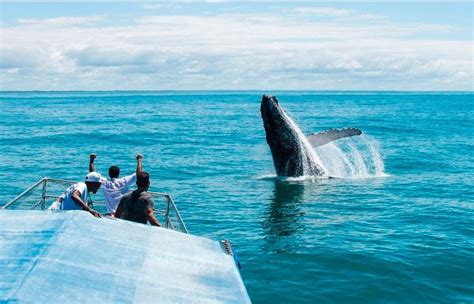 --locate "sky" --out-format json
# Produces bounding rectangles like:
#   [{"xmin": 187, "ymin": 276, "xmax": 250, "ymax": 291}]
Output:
[{"xmin": 0, "ymin": 2, "xmax": 472, "ymax": 91}]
